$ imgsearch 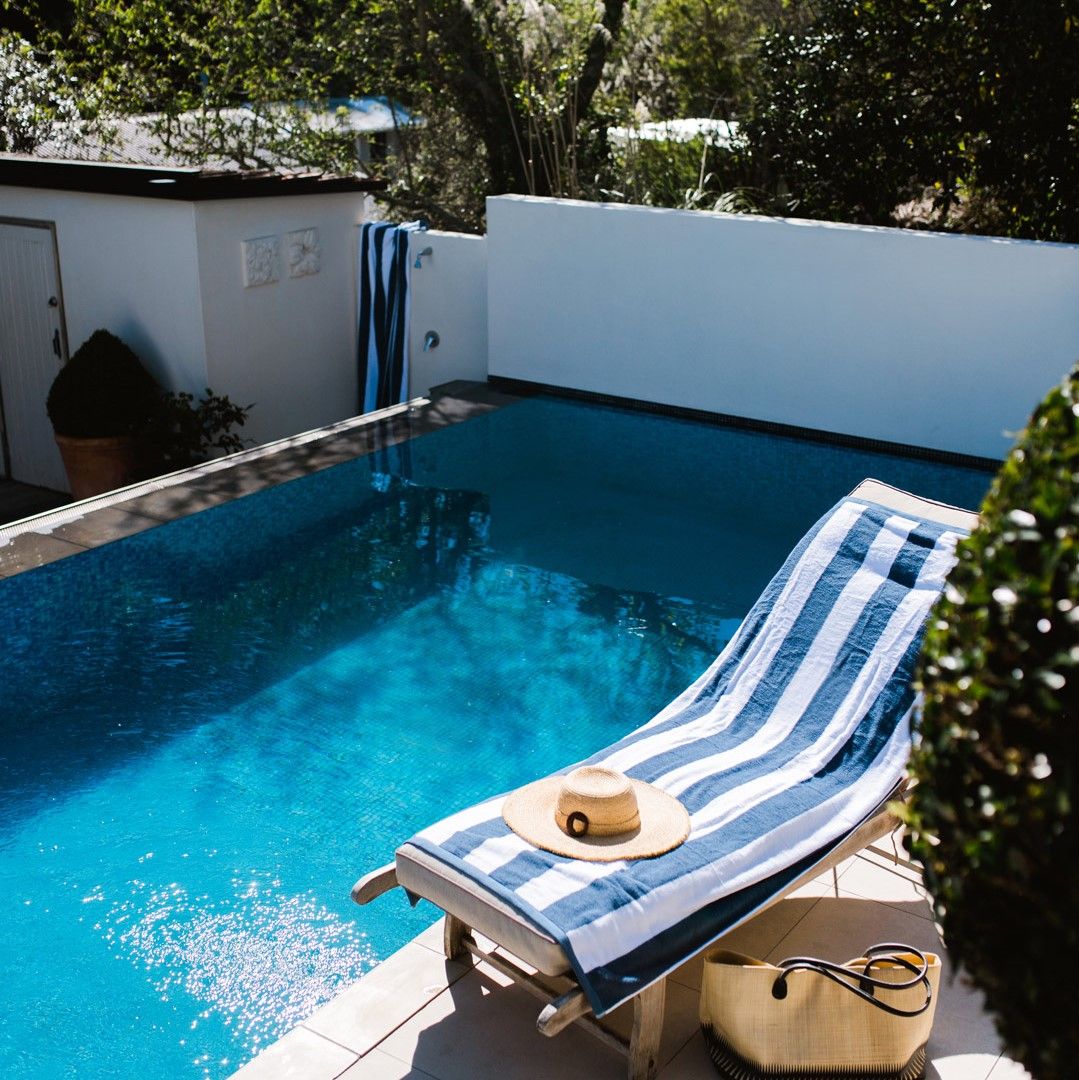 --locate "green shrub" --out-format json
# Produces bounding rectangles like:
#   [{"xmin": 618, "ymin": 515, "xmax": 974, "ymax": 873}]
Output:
[
  {"xmin": 155, "ymin": 389, "xmax": 252, "ymax": 470},
  {"xmin": 906, "ymin": 365, "xmax": 1077, "ymax": 1078},
  {"xmin": 46, "ymin": 329, "xmax": 162, "ymax": 438}
]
